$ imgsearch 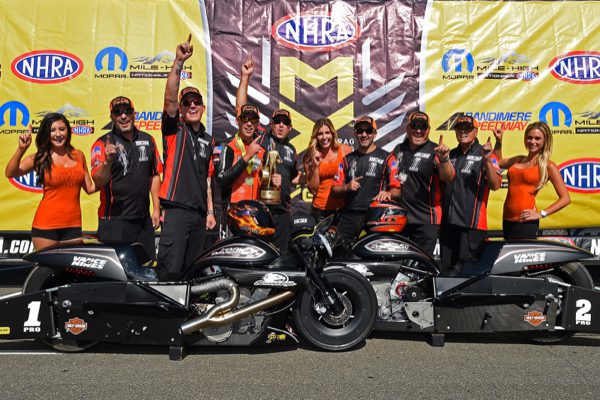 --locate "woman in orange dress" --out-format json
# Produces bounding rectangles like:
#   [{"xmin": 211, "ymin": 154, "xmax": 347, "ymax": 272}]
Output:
[
  {"xmin": 5, "ymin": 113, "xmax": 95, "ymax": 250},
  {"xmin": 496, "ymin": 121, "xmax": 570, "ymax": 239},
  {"xmin": 303, "ymin": 118, "xmax": 352, "ymax": 221}
]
